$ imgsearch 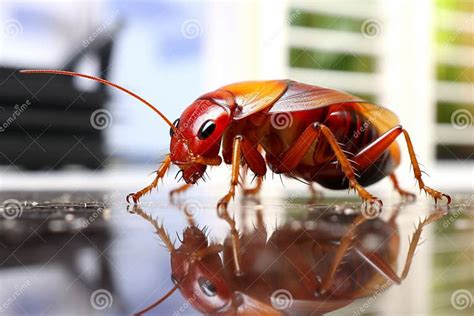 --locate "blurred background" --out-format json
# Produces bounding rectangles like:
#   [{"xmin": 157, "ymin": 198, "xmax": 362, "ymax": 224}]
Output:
[
  {"xmin": 0, "ymin": 0, "xmax": 472, "ymax": 315},
  {"xmin": 0, "ymin": 0, "xmax": 472, "ymax": 190}
]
